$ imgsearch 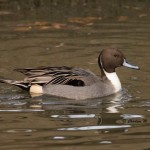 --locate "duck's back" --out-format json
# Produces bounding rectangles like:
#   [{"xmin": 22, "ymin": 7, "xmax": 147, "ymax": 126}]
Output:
[{"xmin": 15, "ymin": 66, "xmax": 99, "ymax": 86}]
